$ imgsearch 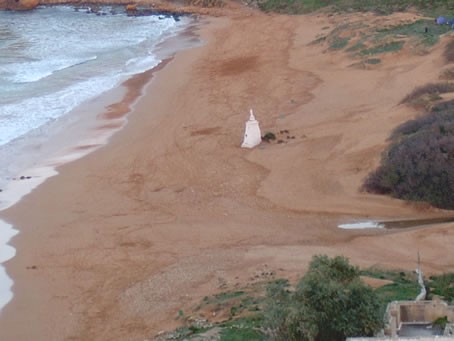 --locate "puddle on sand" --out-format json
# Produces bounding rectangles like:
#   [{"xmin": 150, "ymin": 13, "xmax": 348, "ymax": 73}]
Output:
[
  {"xmin": 338, "ymin": 221, "xmax": 384, "ymax": 229},
  {"xmin": 338, "ymin": 217, "xmax": 454, "ymax": 230}
]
